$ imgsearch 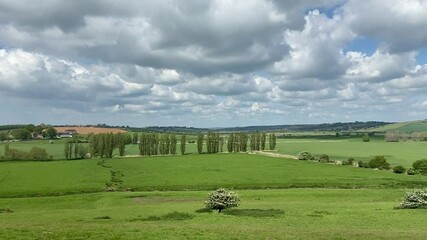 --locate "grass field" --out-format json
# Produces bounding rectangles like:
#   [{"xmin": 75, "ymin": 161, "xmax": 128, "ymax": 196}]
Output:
[
  {"xmin": 370, "ymin": 120, "xmax": 427, "ymax": 132},
  {"xmin": 274, "ymin": 137, "xmax": 427, "ymax": 167},
  {"xmin": 1, "ymin": 189, "xmax": 426, "ymax": 240},
  {"xmin": 2, "ymin": 135, "xmax": 427, "ymax": 169},
  {"xmin": 0, "ymin": 154, "xmax": 426, "ymax": 239},
  {"xmin": 1, "ymin": 154, "xmax": 426, "ymax": 197}
]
